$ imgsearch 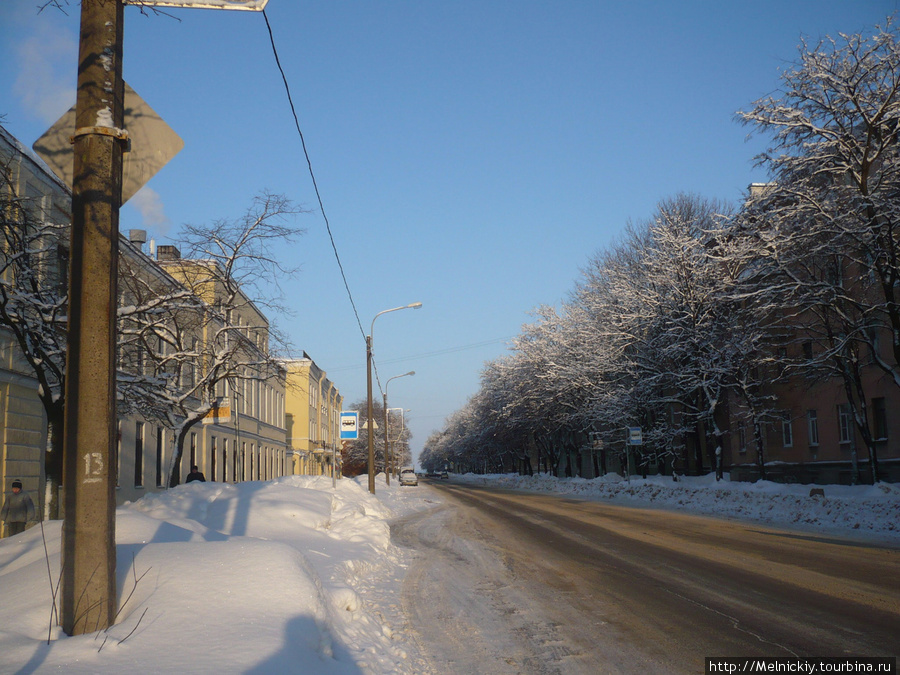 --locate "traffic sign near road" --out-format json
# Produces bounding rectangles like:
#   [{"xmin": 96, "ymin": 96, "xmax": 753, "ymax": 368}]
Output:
[
  {"xmin": 33, "ymin": 82, "xmax": 183, "ymax": 205},
  {"xmin": 340, "ymin": 412, "xmax": 359, "ymax": 440}
]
